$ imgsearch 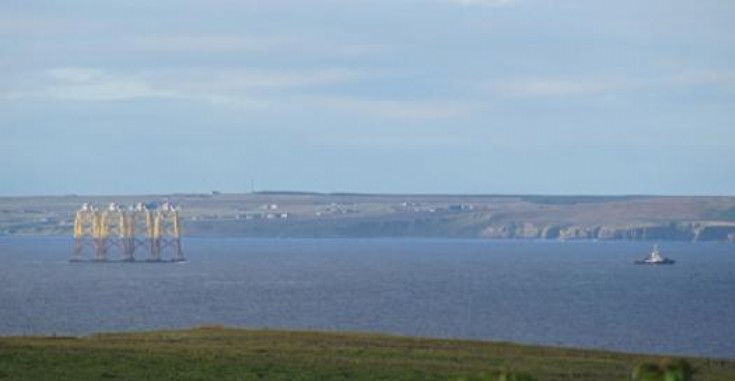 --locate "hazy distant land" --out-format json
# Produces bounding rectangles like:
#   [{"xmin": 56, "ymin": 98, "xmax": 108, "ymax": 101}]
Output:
[{"xmin": 2, "ymin": 193, "xmax": 735, "ymax": 241}]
